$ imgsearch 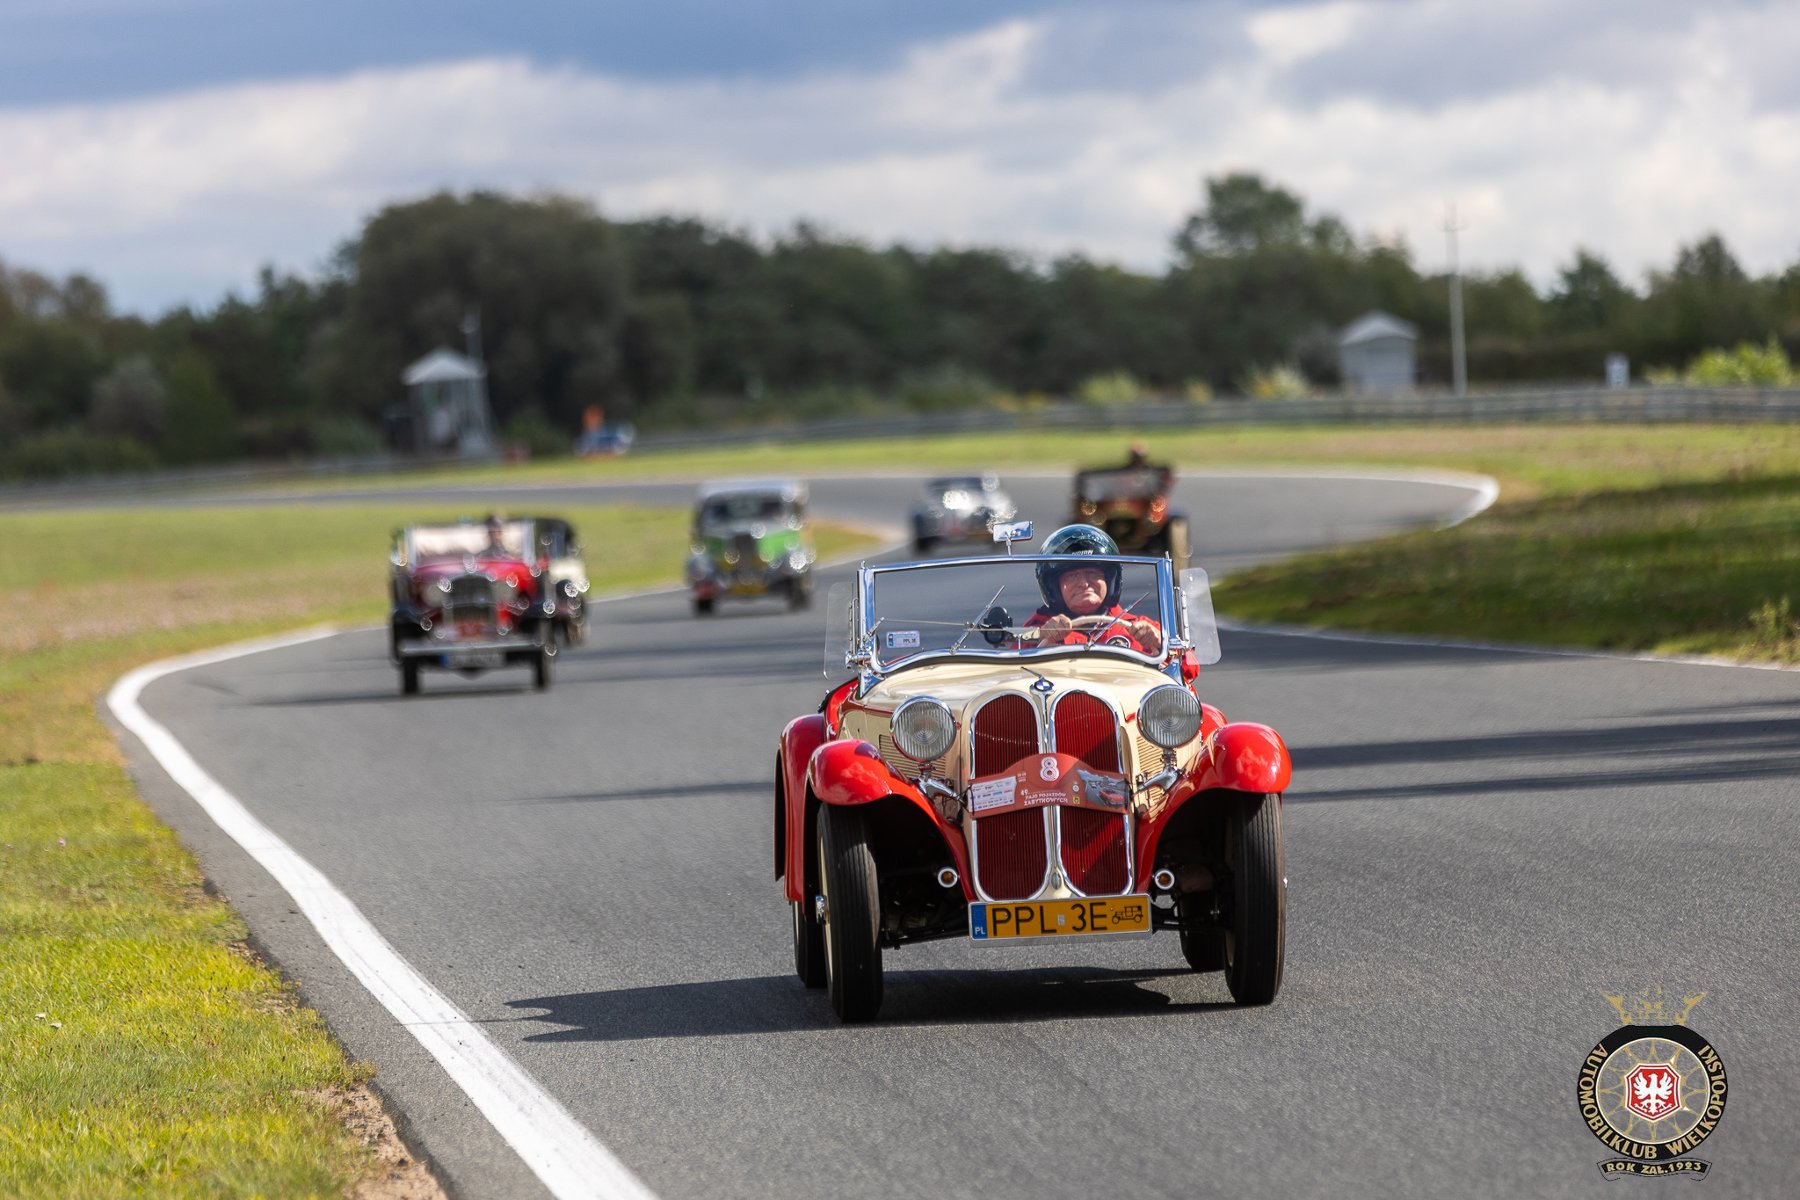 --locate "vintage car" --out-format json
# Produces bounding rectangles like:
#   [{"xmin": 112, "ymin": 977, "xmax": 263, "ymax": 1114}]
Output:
[
  {"xmin": 1072, "ymin": 462, "xmax": 1191, "ymax": 571},
  {"xmin": 776, "ymin": 536, "xmax": 1291, "ymax": 1021},
  {"xmin": 523, "ymin": 515, "xmax": 590, "ymax": 645},
  {"xmin": 910, "ymin": 474, "xmax": 1017, "ymax": 553},
  {"xmin": 686, "ymin": 480, "xmax": 815, "ymax": 615},
  {"xmin": 388, "ymin": 518, "xmax": 556, "ymax": 694}
]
